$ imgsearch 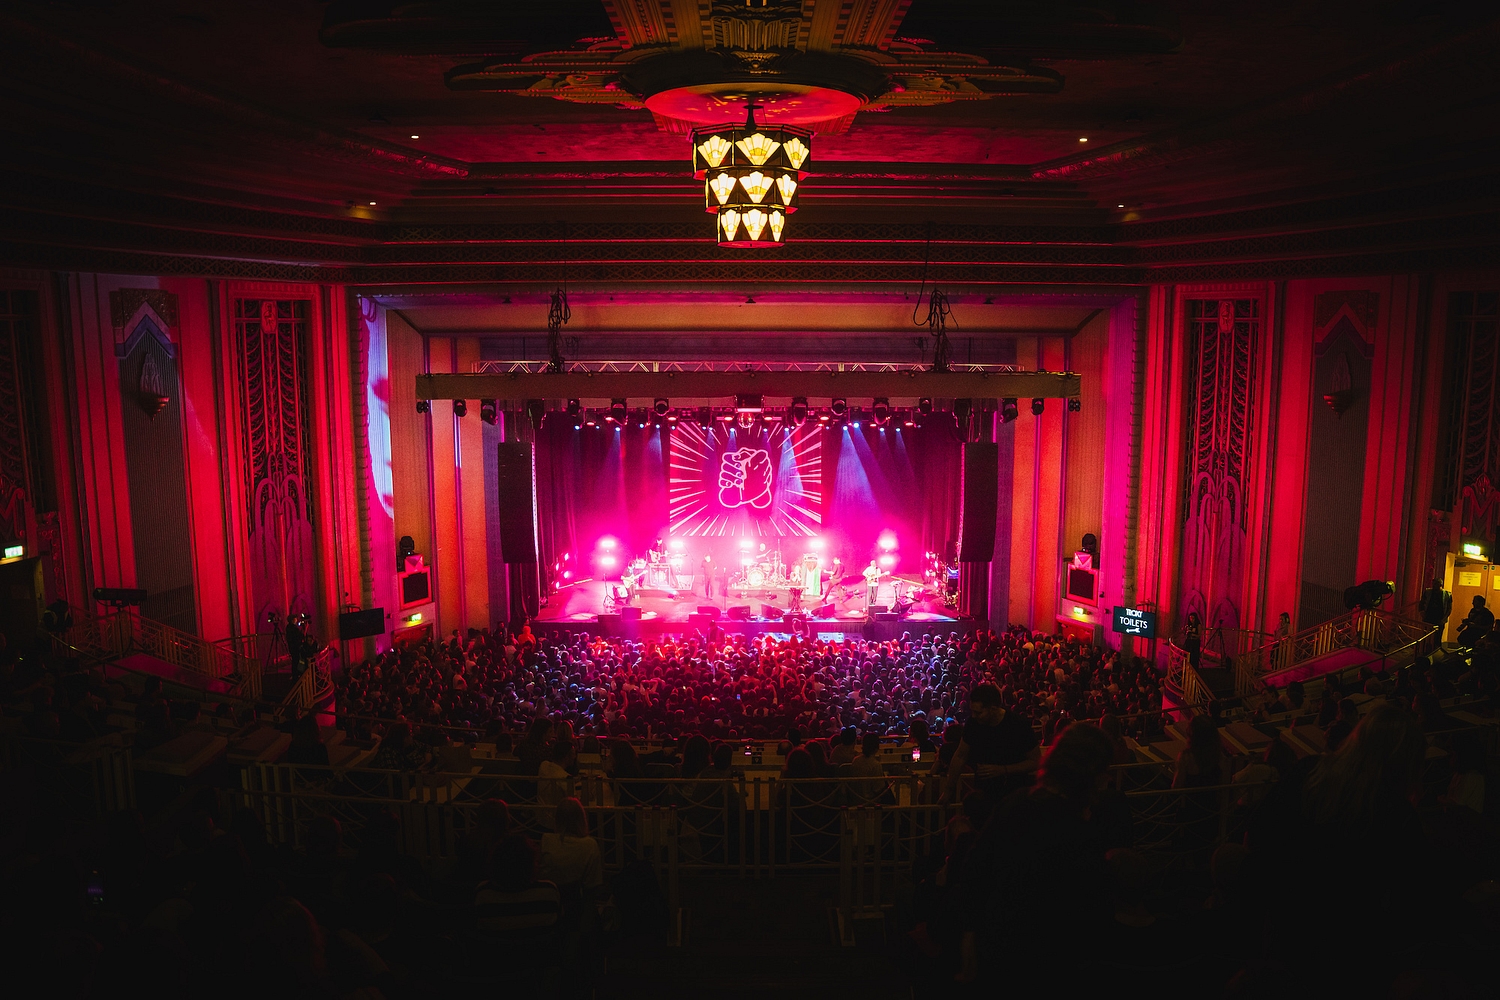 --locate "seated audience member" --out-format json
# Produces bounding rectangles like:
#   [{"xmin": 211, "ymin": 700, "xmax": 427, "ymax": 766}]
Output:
[
  {"xmin": 516, "ymin": 717, "xmax": 554, "ymax": 774},
  {"xmin": 1458, "ymin": 595, "xmax": 1494, "ymax": 647},
  {"xmin": 1440, "ymin": 735, "xmax": 1487, "ymax": 815},
  {"xmin": 456, "ymin": 799, "xmax": 512, "ymax": 886},
  {"xmin": 904, "ymin": 717, "xmax": 938, "ymax": 755},
  {"xmin": 1246, "ymin": 703, "xmax": 1434, "ymax": 994},
  {"xmin": 804, "ymin": 738, "xmax": 836, "ymax": 777},
  {"xmin": 1232, "ymin": 738, "xmax": 1296, "ymax": 808},
  {"xmin": 474, "ymin": 833, "xmax": 563, "ymax": 936},
  {"xmin": 956, "ymin": 723, "xmax": 1116, "ymax": 984},
  {"xmin": 829, "ymin": 727, "xmax": 859, "ymax": 764},
  {"xmin": 538, "ymin": 797, "xmax": 604, "ymax": 892},
  {"xmin": 537, "ymin": 737, "xmax": 574, "ymax": 814},
  {"xmin": 1323, "ymin": 698, "xmax": 1358, "ymax": 753},
  {"xmin": 1172, "ymin": 715, "xmax": 1225, "ymax": 788},
  {"xmin": 849, "ymin": 731, "xmax": 888, "ymax": 800},
  {"xmin": 370, "ymin": 721, "xmax": 428, "ymax": 770},
  {"xmin": 1097, "ymin": 712, "xmax": 1135, "ymax": 765},
  {"xmin": 285, "ymin": 713, "xmax": 330, "ymax": 766}
]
